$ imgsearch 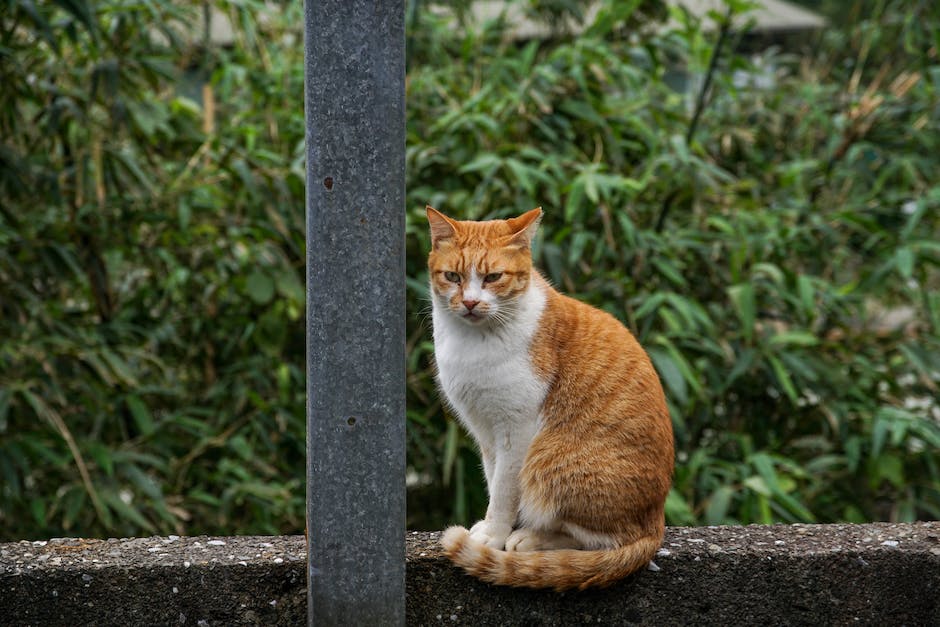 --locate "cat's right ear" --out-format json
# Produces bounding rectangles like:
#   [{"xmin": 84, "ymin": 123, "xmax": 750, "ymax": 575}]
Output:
[
  {"xmin": 505, "ymin": 207, "xmax": 543, "ymax": 250},
  {"xmin": 427, "ymin": 205, "xmax": 457, "ymax": 250}
]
